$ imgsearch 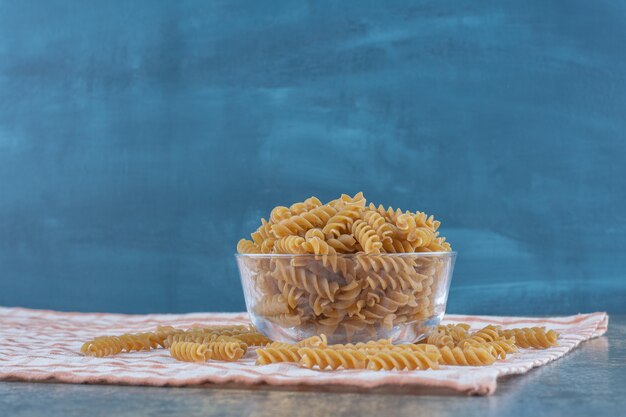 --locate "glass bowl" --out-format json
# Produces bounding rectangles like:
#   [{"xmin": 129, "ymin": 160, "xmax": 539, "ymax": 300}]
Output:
[{"xmin": 236, "ymin": 252, "xmax": 456, "ymax": 344}]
